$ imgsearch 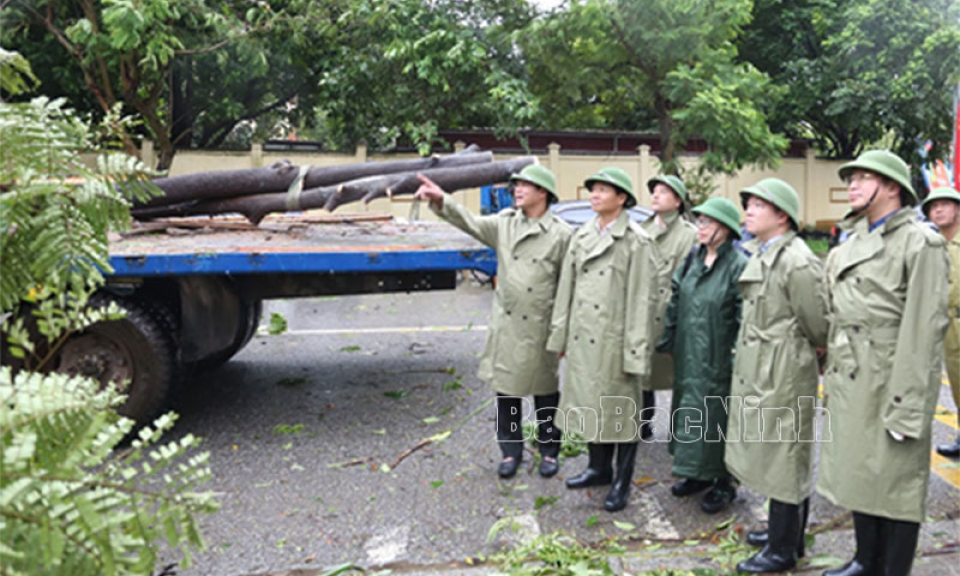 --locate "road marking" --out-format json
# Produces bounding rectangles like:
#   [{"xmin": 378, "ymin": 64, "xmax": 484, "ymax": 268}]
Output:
[
  {"xmin": 931, "ymin": 451, "xmax": 960, "ymax": 491},
  {"xmin": 262, "ymin": 325, "xmax": 489, "ymax": 336},
  {"xmin": 364, "ymin": 525, "xmax": 410, "ymax": 565},
  {"xmin": 935, "ymin": 405, "xmax": 959, "ymax": 430}
]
